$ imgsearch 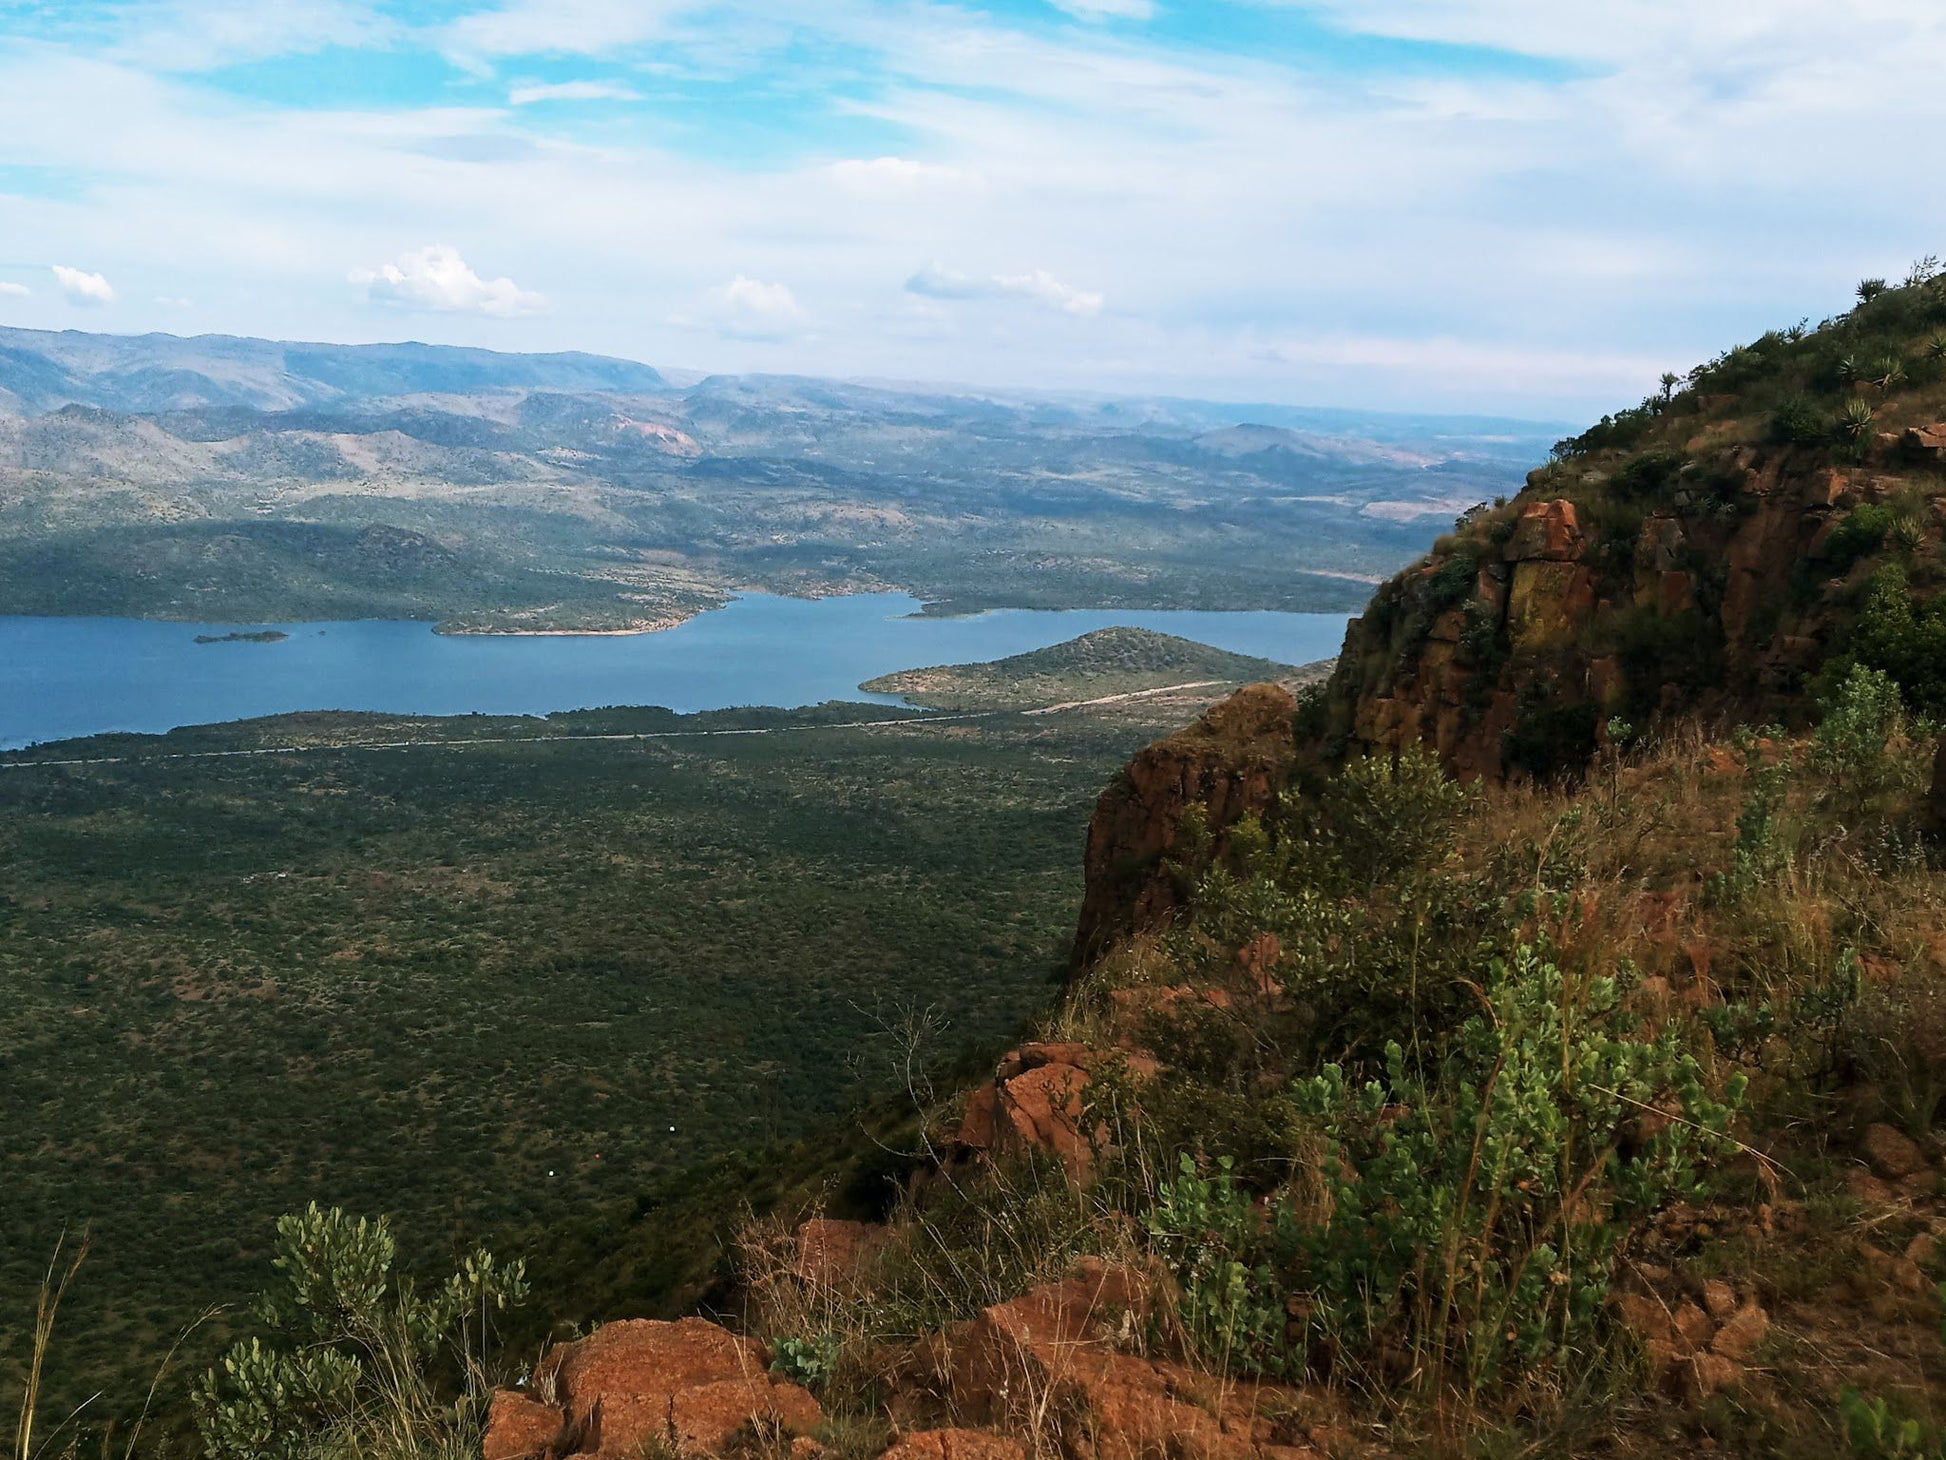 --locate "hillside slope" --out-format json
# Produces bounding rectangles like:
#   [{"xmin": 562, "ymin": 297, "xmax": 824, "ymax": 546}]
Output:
[
  {"xmin": 860, "ymin": 627, "xmax": 1315, "ymax": 710},
  {"xmin": 0, "ymin": 327, "xmax": 1554, "ymax": 629},
  {"xmin": 1322, "ymin": 262, "xmax": 1946, "ymax": 780}
]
